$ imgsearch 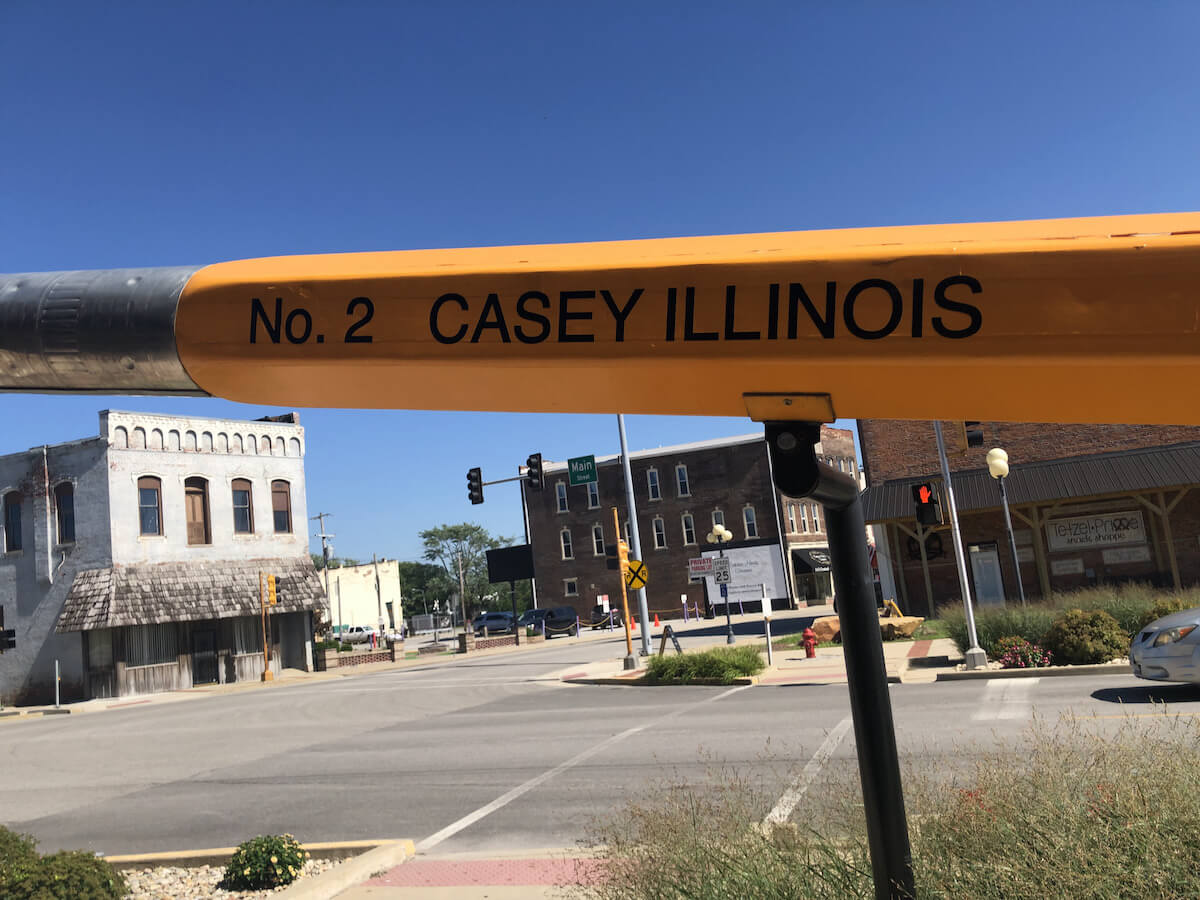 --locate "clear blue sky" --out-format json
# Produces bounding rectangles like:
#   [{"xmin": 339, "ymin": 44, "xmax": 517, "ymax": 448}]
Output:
[{"xmin": 3, "ymin": 2, "xmax": 1198, "ymax": 562}]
